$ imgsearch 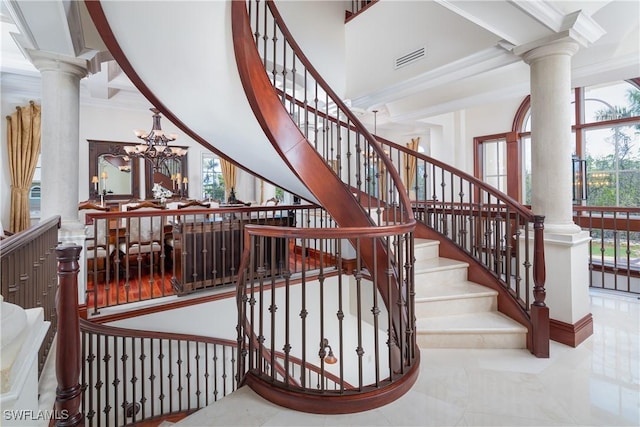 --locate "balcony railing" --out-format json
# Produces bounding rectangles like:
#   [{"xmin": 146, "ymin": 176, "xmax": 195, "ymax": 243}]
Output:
[
  {"xmin": 0, "ymin": 215, "xmax": 60, "ymax": 375},
  {"xmin": 82, "ymin": 203, "xmax": 336, "ymax": 315},
  {"xmin": 574, "ymin": 206, "xmax": 640, "ymax": 295},
  {"xmin": 235, "ymin": 222, "xmax": 419, "ymax": 414}
]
